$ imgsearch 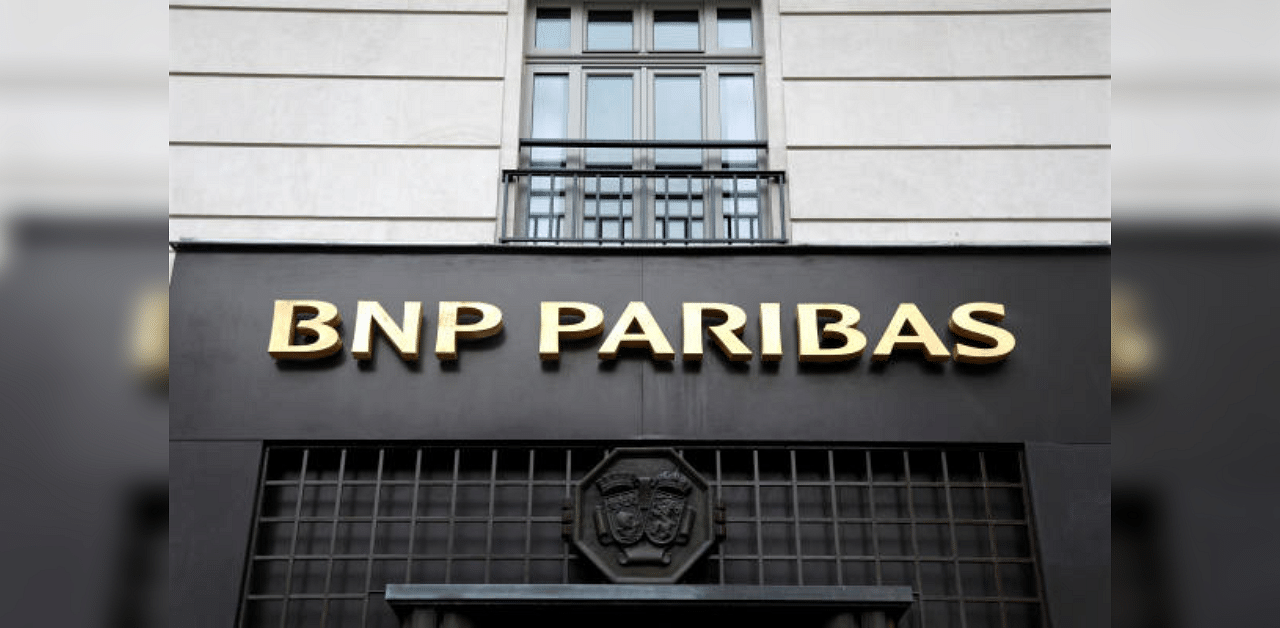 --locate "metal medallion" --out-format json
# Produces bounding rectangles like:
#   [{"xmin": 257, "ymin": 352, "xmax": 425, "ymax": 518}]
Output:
[{"xmin": 569, "ymin": 448, "xmax": 717, "ymax": 583}]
